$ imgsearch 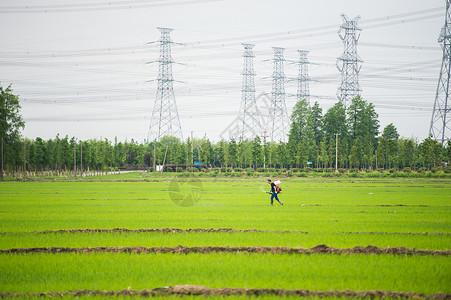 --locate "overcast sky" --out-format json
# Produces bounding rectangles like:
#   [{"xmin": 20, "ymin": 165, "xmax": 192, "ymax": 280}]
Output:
[{"xmin": 0, "ymin": 0, "xmax": 445, "ymax": 142}]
